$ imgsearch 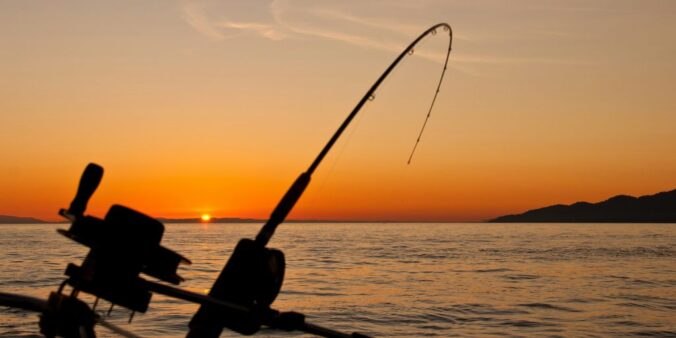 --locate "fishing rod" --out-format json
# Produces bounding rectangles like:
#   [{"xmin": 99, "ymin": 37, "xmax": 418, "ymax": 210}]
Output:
[
  {"xmin": 257, "ymin": 22, "xmax": 453, "ymax": 246},
  {"xmin": 189, "ymin": 23, "xmax": 452, "ymax": 337},
  {"xmin": 0, "ymin": 23, "xmax": 452, "ymax": 338},
  {"xmin": 0, "ymin": 292, "xmax": 141, "ymax": 338}
]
